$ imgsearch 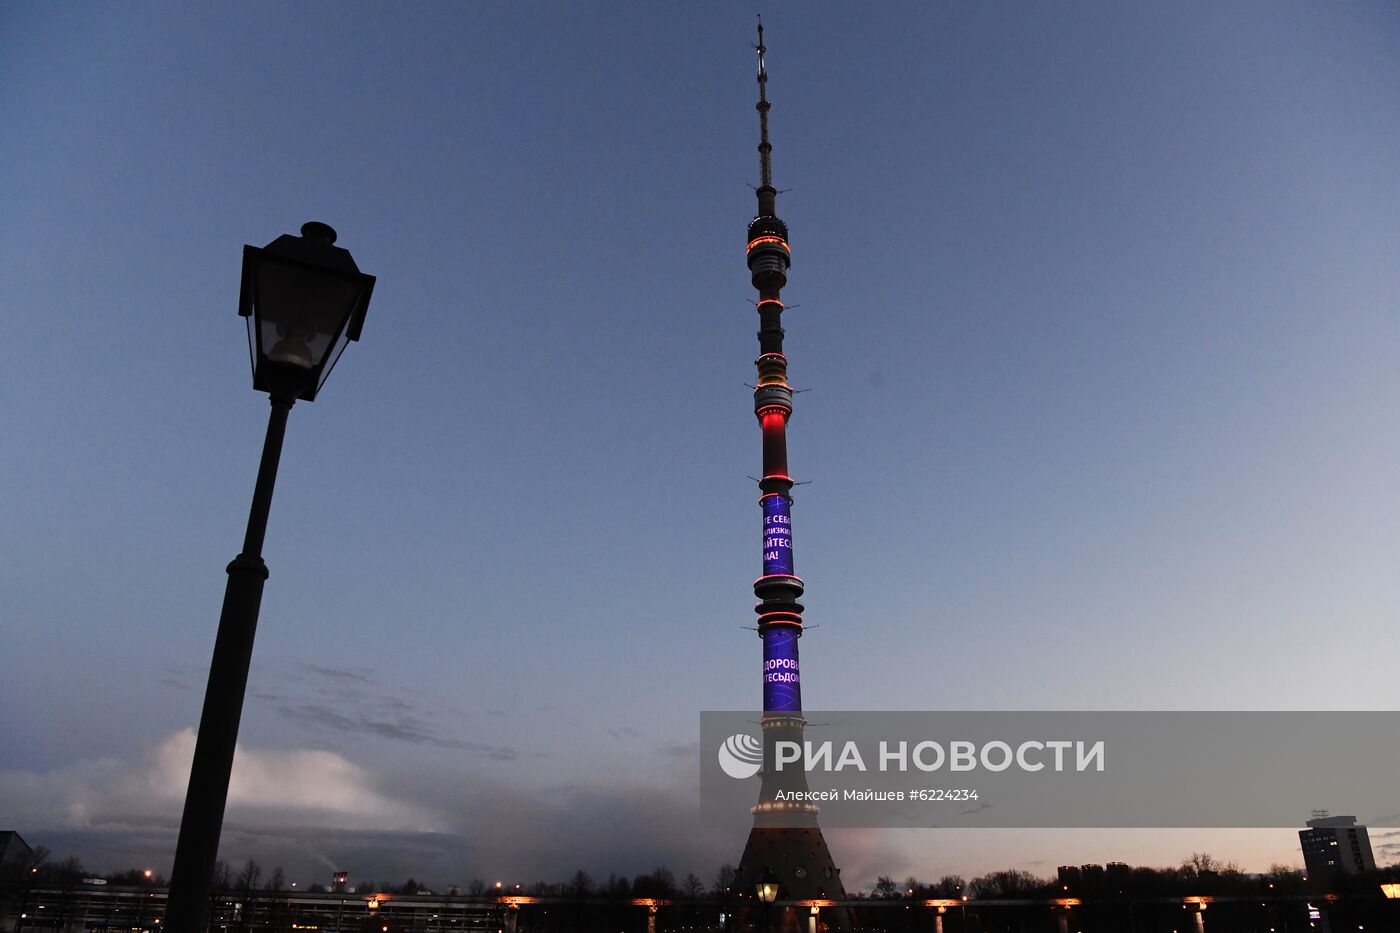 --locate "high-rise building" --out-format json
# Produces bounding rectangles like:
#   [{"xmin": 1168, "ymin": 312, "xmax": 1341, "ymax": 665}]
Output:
[
  {"xmin": 731, "ymin": 21, "xmax": 849, "ymax": 926},
  {"xmin": 1299, "ymin": 813, "xmax": 1376, "ymax": 877}
]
